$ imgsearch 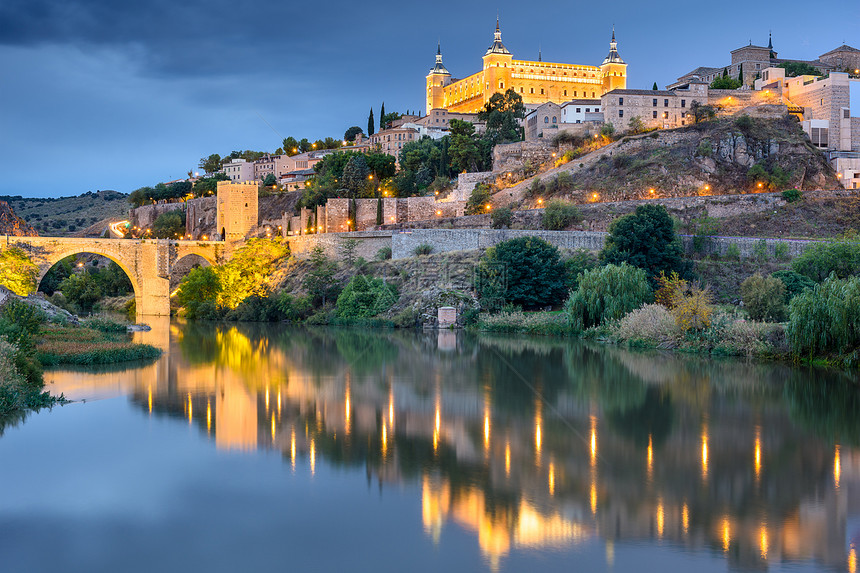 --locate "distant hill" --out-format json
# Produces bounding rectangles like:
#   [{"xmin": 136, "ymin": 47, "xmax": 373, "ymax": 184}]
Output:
[{"xmin": 1, "ymin": 190, "xmax": 129, "ymax": 237}]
